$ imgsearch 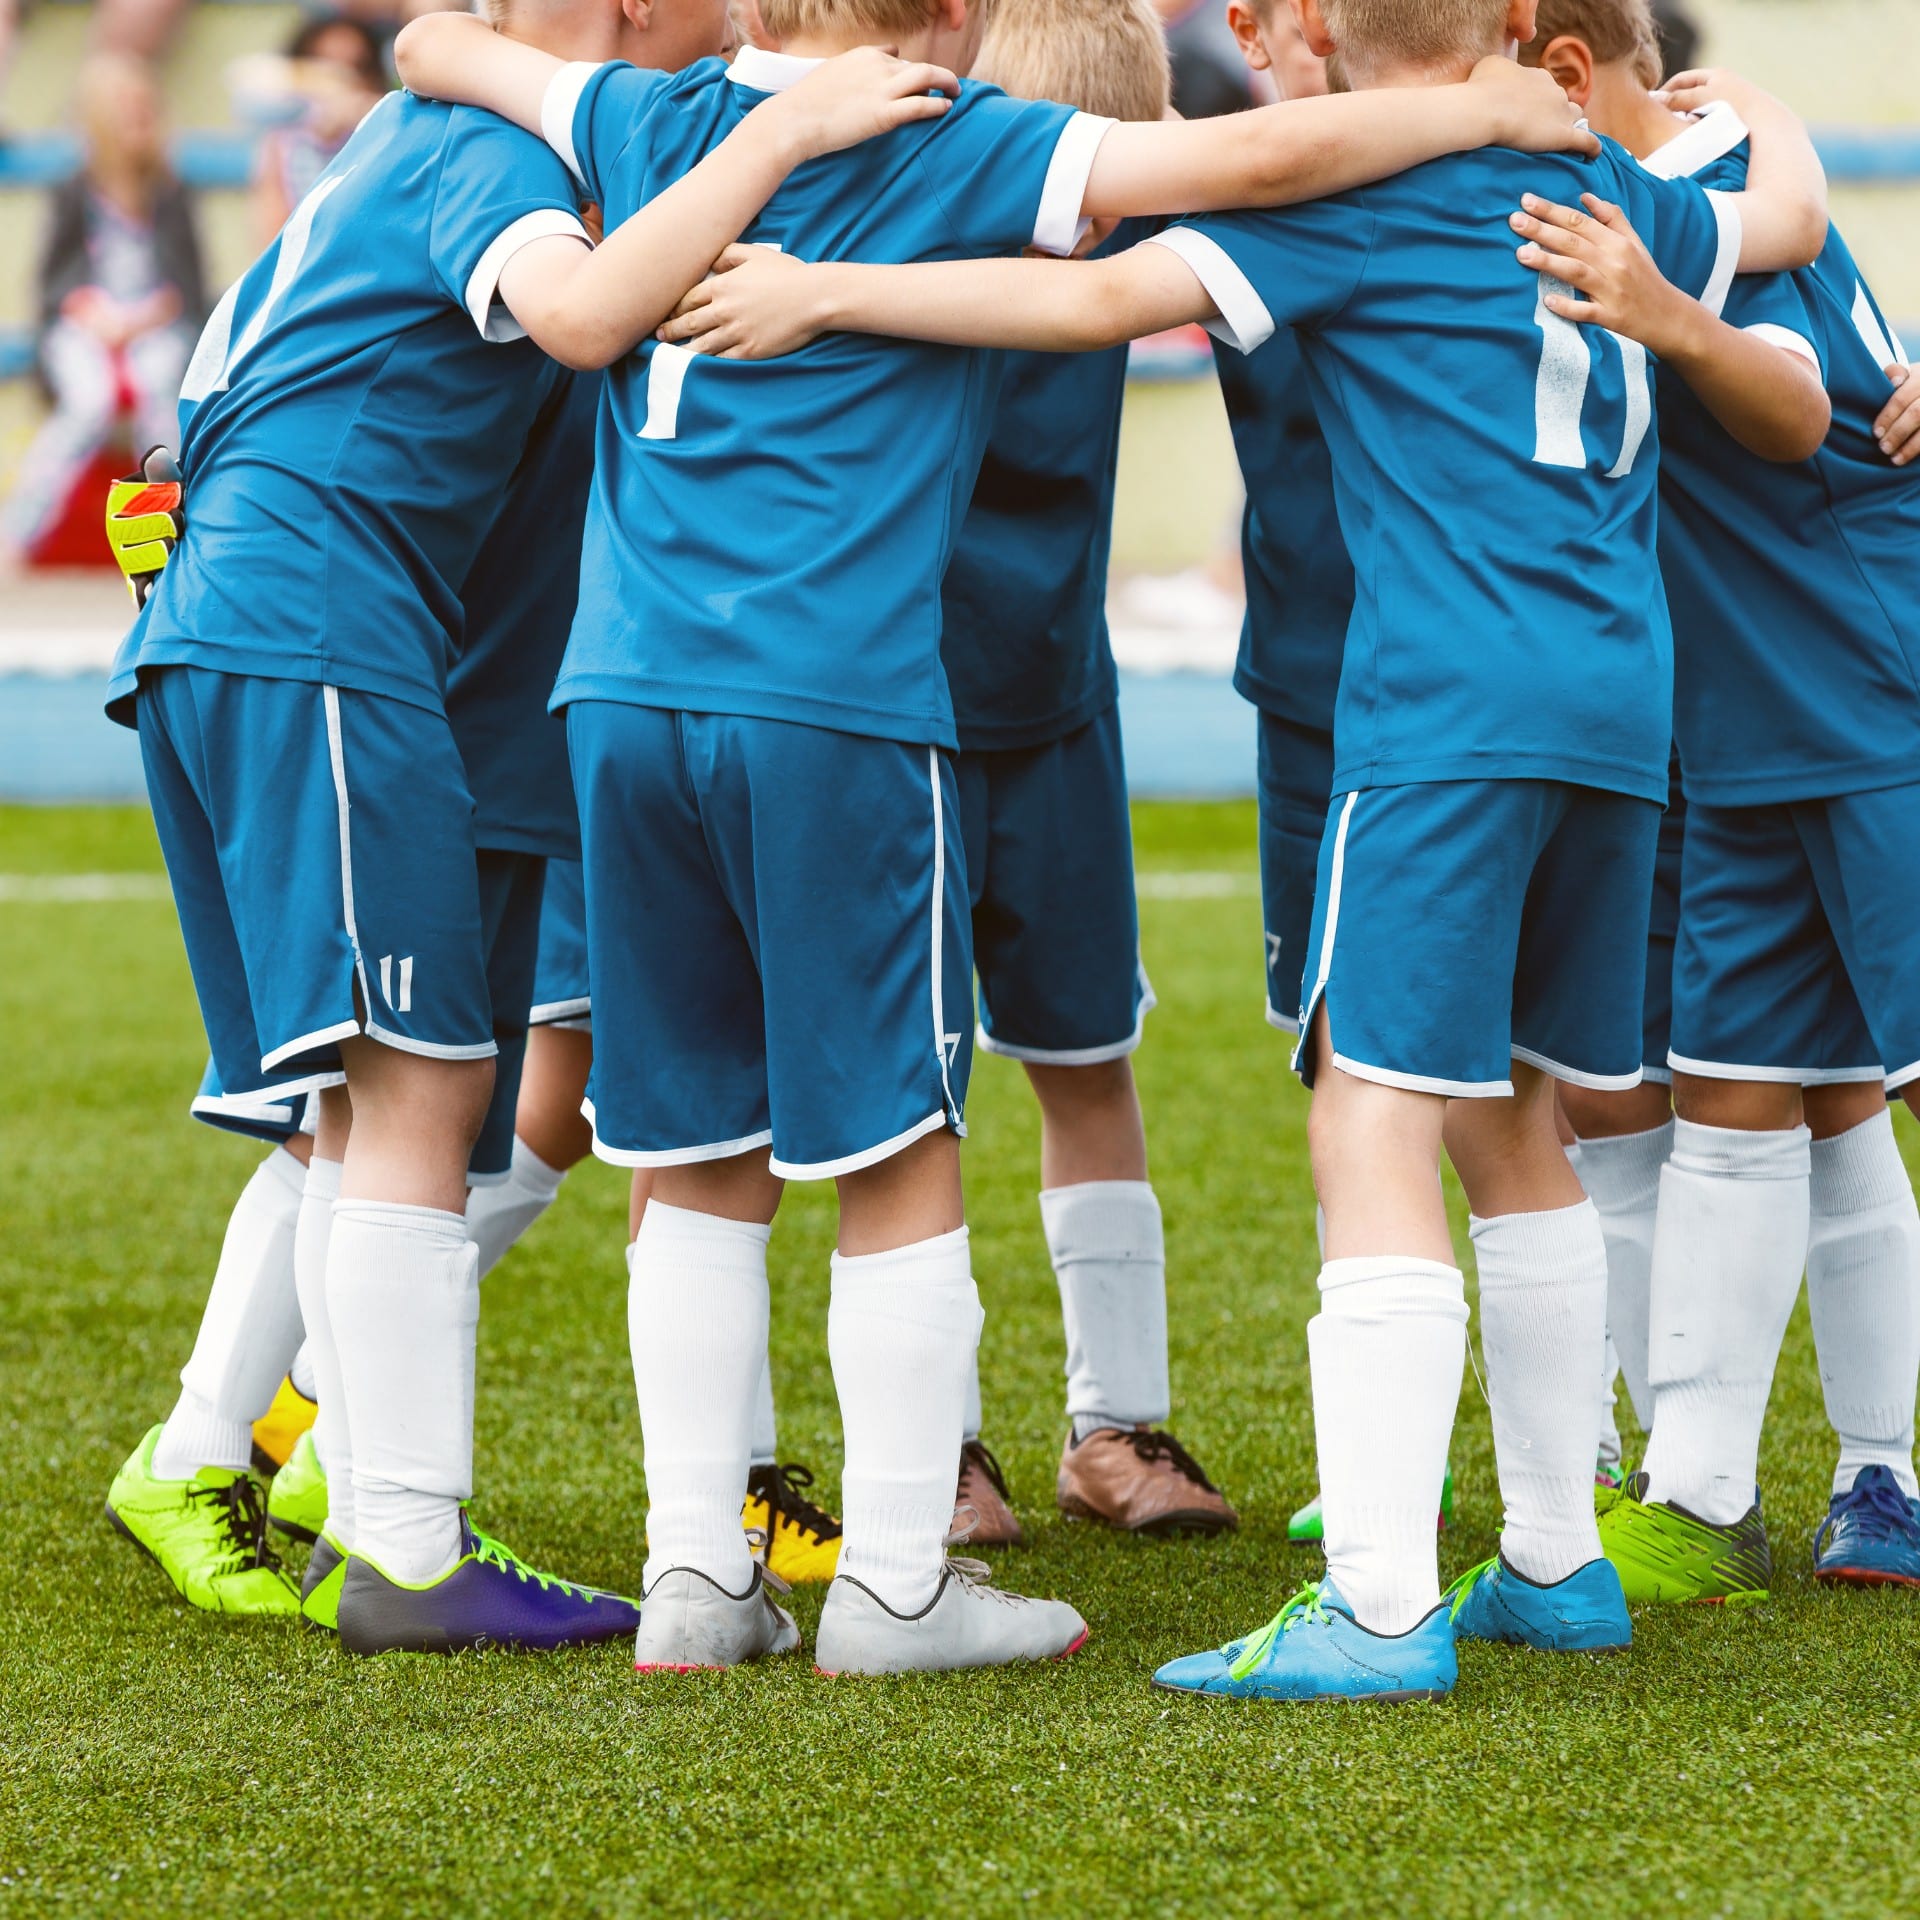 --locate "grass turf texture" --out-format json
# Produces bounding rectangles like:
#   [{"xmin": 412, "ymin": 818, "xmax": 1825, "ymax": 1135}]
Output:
[{"xmin": 4, "ymin": 801, "xmax": 1919, "ymax": 1920}]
